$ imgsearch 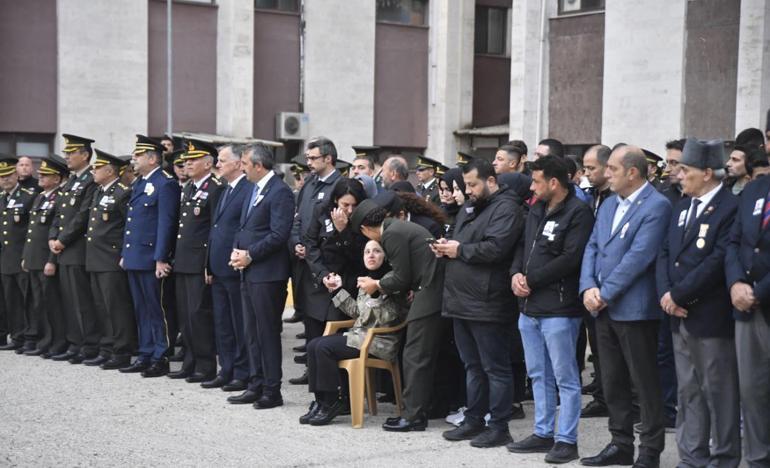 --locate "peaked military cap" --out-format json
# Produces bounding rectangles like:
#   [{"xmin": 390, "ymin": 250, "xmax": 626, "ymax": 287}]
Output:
[
  {"xmin": 38, "ymin": 155, "xmax": 69, "ymax": 177},
  {"xmin": 62, "ymin": 134, "xmax": 95, "ymax": 154},
  {"xmin": 183, "ymin": 139, "xmax": 218, "ymax": 161},
  {"xmin": 93, "ymin": 149, "xmax": 129, "ymax": 169},
  {"xmin": 133, "ymin": 134, "xmax": 165, "ymax": 155},
  {"xmin": 0, "ymin": 155, "xmax": 18, "ymax": 177}
]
